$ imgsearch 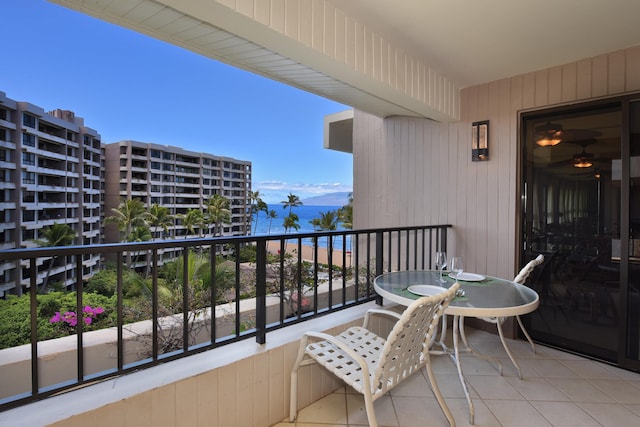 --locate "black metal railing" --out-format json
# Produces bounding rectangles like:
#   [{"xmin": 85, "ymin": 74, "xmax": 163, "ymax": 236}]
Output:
[{"xmin": 0, "ymin": 224, "xmax": 450, "ymax": 410}]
